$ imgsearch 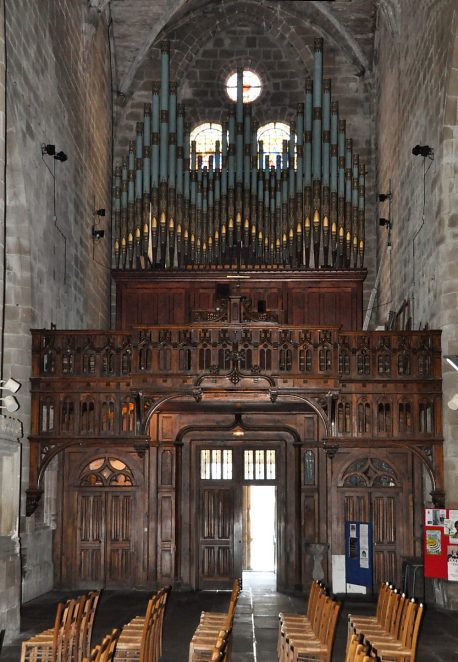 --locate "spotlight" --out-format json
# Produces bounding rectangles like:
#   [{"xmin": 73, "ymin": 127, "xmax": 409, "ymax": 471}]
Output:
[
  {"xmin": 95, "ymin": 209, "xmax": 106, "ymax": 217},
  {"xmin": 379, "ymin": 218, "xmax": 391, "ymax": 228},
  {"xmin": 92, "ymin": 227, "xmax": 105, "ymax": 240},
  {"xmin": 378, "ymin": 193, "xmax": 392, "ymax": 202},
  {"xmin": 412, "ymin": 144, "xmax": 433, "ymax": 157},
  {"xmin": 0, "ymin": 395, "xmax": 19, "ymax": 413},
  {"xmin": 54, "ymin": 151, "xmax": 68, "ymax": 162},
  {"xmin": 445, "ymin": 355, "xmax": 458, "ymax": 371},
  {"xmin": 42, "ymin": 144, "xmax": 56, "ymax": 156},
  {"xmin": 448, "ymin": 394, "xmax": 458, "ymax": 411},
  {"xmin": 0, "ymin": 378, "xmax": 21, "ymax": 393}
]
